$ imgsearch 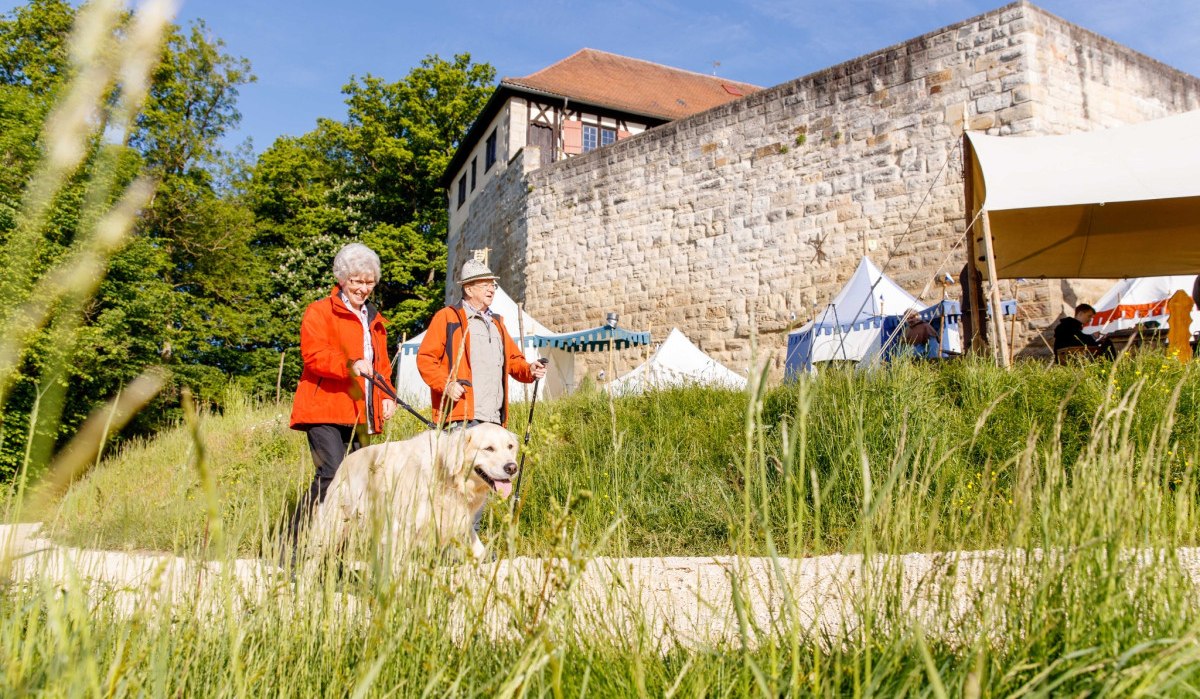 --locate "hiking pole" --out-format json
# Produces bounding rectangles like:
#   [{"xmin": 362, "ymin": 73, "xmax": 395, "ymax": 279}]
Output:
[
  {"xmin": 364, "ymin": 372, "xmax": 436, "ymax": 430},
  {"xmin": 512, "ymin": 358, "xmax": 549, "ymax": 514}
]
